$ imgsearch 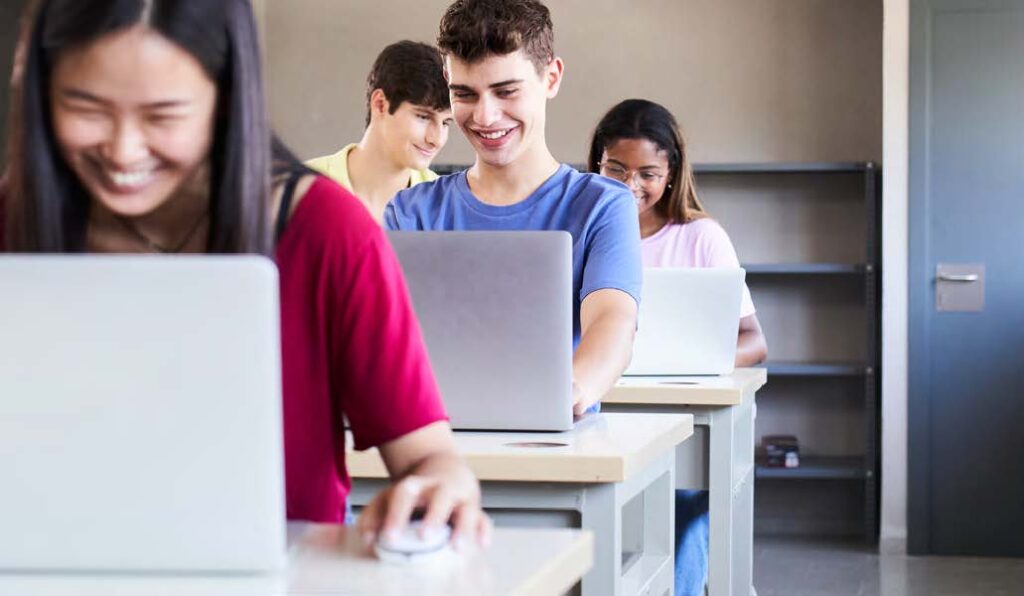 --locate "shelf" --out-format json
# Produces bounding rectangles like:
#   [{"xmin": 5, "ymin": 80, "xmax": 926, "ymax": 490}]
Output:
[
  {"xmin": 755, "ymin": 456, "xmax": 867, "ymax": 480},
  {"xmin": 693, "ymin": 162, "xmax": 874, "ymax": 174},
  {"xmin": 433, "ymin": 161, "xmax": 876, "ymax": 176},
  {"xmin": 761, "ymin": 362, "xmax": 874, "ymax": 377},
  {"xmin": 743, "ymin": 263, "xmax": 872, "ymax": 275}
]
